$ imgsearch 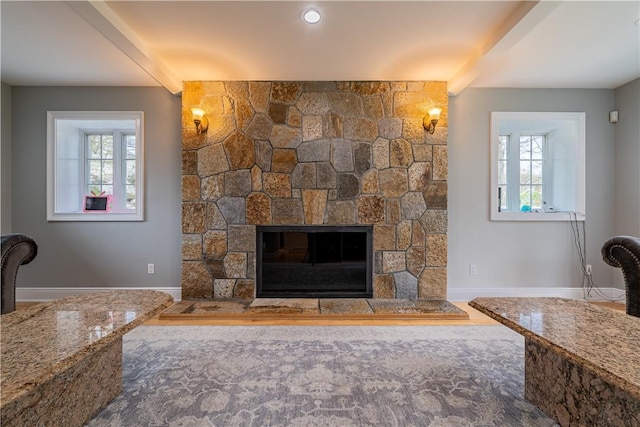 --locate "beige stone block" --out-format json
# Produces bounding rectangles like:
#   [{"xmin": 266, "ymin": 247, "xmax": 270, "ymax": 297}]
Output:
[
  {"xmin": 373, "ymin": 274, "xmax": 395, "ymax": 299},
  {"xmin": 427, "ymin": 234, "xmax": 447, "ymax": 267},
  {"xmin": 393, "ymin": 91, "xmax": 431, "ymax": 118},
  {"xmin": 271, "ymin": 82, "xmax": 302, "ymax": 104},
  {"xmin": 402, "ymin": 118, "xmax": 424, "ymax": 144},
  {"xmin": 182, "ymin": 175, "xmax": 200, "ymax": 201},
  {"xmin": 343, "ymin": 117, "xmax": 378, "ymax": 142},
  {"xmin": 323, "ymin": 111, "xmax": 343, "ymax": 138},
  {"xmin": 361, "ymin": 169, "xmax": 379, "ymax": 194},
  {"xmin": 351, "ymin": 81, "xmax": 390, "ymax": 96},
  {"xmin": 234, "ymin": 99, "xmax": 254, "ymax": 132},
  {"xmin": 182, "ymin": 82, "xmax": 204, "ymax": 106},
  {"xmin": 224, "ymin": 252, "xmax": 247, "ymax": 278},
  {"xmin": 198, "ymin": 143, "xmax": 229, "ymax": 177},
  {"xmin": 234, "ymin": 280, "xmax": 255, "ymax": 299},
  {"xmin": 201, "ymin": 175, "xmax": 224, "ymax": 201},
  {"xmin": 297, "ymin": 92, "xmax": 331, "ymax": 115},
  {"xmin": 374, "ymin": 225, "xmax": 396, "ymax": 250},
  {"xmin": 424, "ymin": 182, "xmax": 448, "ymax": 209},
  {"xmin": 327, "ymin": 91, "xmax": 364, "ymax": 116},
  {"xmin": 408, "ymin": 162, "xmax": 431, "ymax": 191},
  {"xmin": 302, "ymin": 115, "xmax": 323, "ymax": 142},
  {"xmin": 419, "ymin": 210, "xmax": 448, "ymax": 234},
  {"xmin": 247, "ymin": 298, "xmax": 319, "ymax": 314},
  {"xmin": 206, "ymin": 203, "xmax": 227, "ymax": 230},
  {"xmin": 396, "ymin": 220, "xmax": 412, "ymax": 251},
  {"xmin": 320, "ymin": 299, "xmax": 373, "ymax": 314},
  {"xmin": 245, "ymin": 113, "xmax": 273, "ymax": 140},
  {"xmin": 204, "ymin": 230, "xmax": 227, "ymax": 258},
  {"xmin": 363, "ymin": 96, "xmax": 384, "ymax": 120},
  {"xmin": 326, "ymin": 200, "xmax": 356, "ymax": 224},
  {"xmin": 390, "ymin": 138, "xmax": 413, "ymax": 167},
  {"xmin": 182, "ymin": 261, "xmax": 213, "ymax": 299},
  {"xmin": 383, "ymin": 251, "xmax": 406, "ymax": 273},
  {"xmin": 249, "ymin": 82, "xmax": 271, "ymax": 112},
  {"xmin": 412, "ymin": 221, "xmax": 426, "ymax": 247},
  {"xmin": 251, "ymin": 165, "xmax": 263, "ymax": 191},
  {"xmin": 182, "ymin": 151, "xmax": 197, "ymax": 175},
  {"xmin": 182, "ymin": 203, "xmax": 207, "ymax": 233},
  {"xmin": 270, "ymin": 125, "xmax": 302, "ymax": 149},
  {"xmin": 357, "ymin": 195, "xmax": 385, "ymax": 224},
  {"xmin": 386, "ymin": 198, "xmax": 401, "ymax": 224},
  {"xmin": 206, "ymin": 114, "xmax": 236, "ymax": 145},
  {"xmin": 302, "ymin": 190, "xmax": 328, "ymax": 224},
  {"xmin": 214, "ymin": 279, "xmax": 235, "ymax": 299},
  {"xmin": 272, "ymin": 199, "xmax": 304, "ymax": 225},
  {"xmin": 263, "ymin": 173, "xmax": 291, "ymax": 198},
  {"xmin": 246, "ymin": 192, "xmax": 272, "ymax": 225},
  {"xmin": 406, "ymin": 246, "xmax": 426, "ymax": 277},
  {"xmin": 223, "ymin": 132, "xmax": 255, "ymax": 169},
  {"xmin": 288, "ymin": 106, "xmax": 302, "ymax": 127},
  {"xmin": 373, "ymin": 138, "xmax": 390, "ymax": 170},
  {"xmin": 379, "ymin": 168, "xmax": 408, "ymax": 198},
  {"xmin": 202, "ymin": 81, "xmax": 226, "ymax": 95},
  {"xmin": 271, "ymin": 149, "xmax": 297, "ymax": 173},
  {"xmin": 182, "ymin": 234, "xmax": 202, "ymax": 260},
  {"xmin": 433, "ymin": 145, "xmax": 448, "ymax": 180},
  {"xmin": 418, "ymin": 267, "xmax": 447, "ymax": 299},
  {"xmin": 412, "ymin": 144, "xmax": 433, "ymax": 162}
]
